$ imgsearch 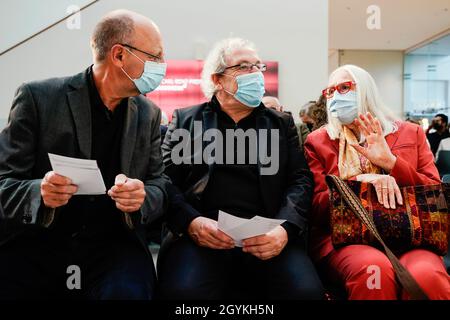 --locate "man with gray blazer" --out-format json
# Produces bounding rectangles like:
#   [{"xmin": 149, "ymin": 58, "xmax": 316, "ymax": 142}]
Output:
[{"xmin": 0, "ymin": 10, "xmax": 169, "ymax": 300}]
